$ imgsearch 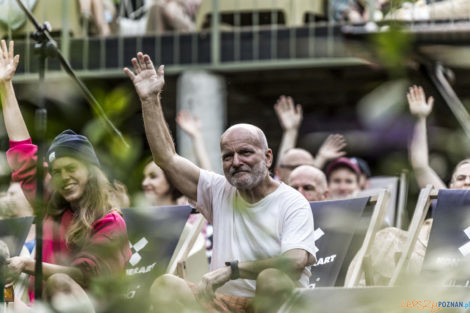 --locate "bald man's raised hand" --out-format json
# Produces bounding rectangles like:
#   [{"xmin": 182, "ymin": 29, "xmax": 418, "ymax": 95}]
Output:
[
  {"xmin": 124, "ymin": 52, "xmax": 164, "ymax": 100},
  {"xmin": 274, "ymin": 95, "xmax": 303, "ymax": 131},
  {"xmin": 407, "ymin": 85, "xmax": 434, "ymax": 119}
]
